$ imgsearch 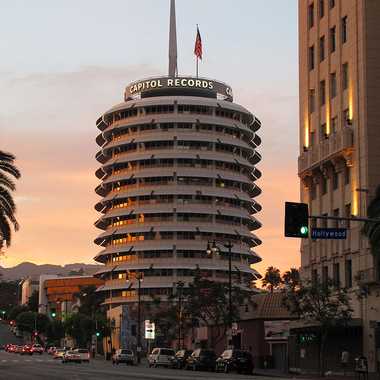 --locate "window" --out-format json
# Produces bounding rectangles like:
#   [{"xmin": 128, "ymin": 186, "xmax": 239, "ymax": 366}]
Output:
[
  {"xmin": 342, "ymin": 63, "xmax": 349, "ymax": 90},
  {"xmin": 333, "ymin": 208, "xmax": 340, "ymax": 228},
  {"xmin": 312, "ymin": 269, "xmax": 318, "ymax": 285},
  {"xmin": 345, "ymin": 203, "xmax": 351, "ymax": 228},
  {"xmin": 329, "ymin": 0, "xmax": 335, "ymax": 9},
  {"xmin": 320, "ymin": 36, "xmax": 325, "ymax": 61},
  {"xmin": 309, "ymin": 89, "xmax": 316, "ymax": 113},
  {"xmin": 330, "ymin": 26, "xmax": 336, "ymax": 52},
  {"xmin": 343, "ymin": 108, "xmax": 350, "ymax": 126},
  {"xmin": 309, "ymin": 45, "xmax": 315, "ymax": 70},
  {"xmin": 321, "ymin": 176, "xmax": 328, "ymax": 195},
  {"xmin": 330, "ymin": 72, "xmax": 337, "ymax": 98},
  {"xmin": 345, "ymin": 260, "xmax": 352, "ymax": 288},
  {"xmin": 341, "ymin": 16, "xmax": 348, "ymax": 43},
  {"xmin": 344, "ymin": 166, "xmax": 350, "ymax": 185},
  {"xmin": 333, "ymin": 263, "xmax": 340, "ymax": 288},
  {"xmin": 308, "ymin": 3, "xmax": 315, "ymax": 28},
  {"xmin": 321, "ymin": 213, "xmax": 328, "ymax": 228},
  {"xmin": 319, "ymin": 0, "xmax": 324, "ymax": 18},
  {"xmin": 320, "ymin": 80, "xmax": 326, "ymax": 106},
  {"xmin": 331, "ymin": 116, "xmax": 338, "ymax": 133},
  {"xmin": 333, "ymin": 171, "xmax": 339, "ymax": 190},
  {"xmin": 311, "ymin": 181, "xmax": 317, "ymax": 200},
  {"xmin": 320, "ymin": 123, "xmax": 327, "ymax": 139},
  {"xmin": 322, "ymin": 266, "xmax": 329, "ymax": 285}
]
